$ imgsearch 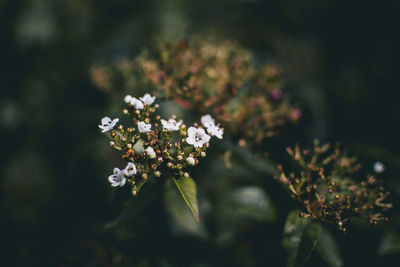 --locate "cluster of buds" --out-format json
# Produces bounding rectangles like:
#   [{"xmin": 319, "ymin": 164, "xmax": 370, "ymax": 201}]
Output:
[
  {"xmin": 90, "ymin": 39, "xmax": 300, "ymax": 148},
  {"xmin": 98, "ymin": 93, "xmax": 223, "ymax": 195},
  {"xmin": 276, "ymin": 140, "xmax": 393, "ymax": 232}
]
